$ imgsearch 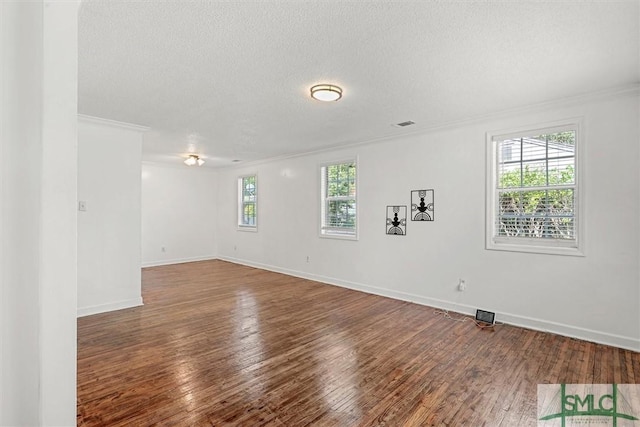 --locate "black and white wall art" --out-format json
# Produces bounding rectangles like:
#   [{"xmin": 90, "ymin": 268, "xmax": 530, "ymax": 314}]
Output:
[
  {"xmin": 386, "ymin": 205, "xmax": 407, "ymax": 235},
  {"xmin": 411, "ymin": 189, "xmax": 434, "ymax": 221}
]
